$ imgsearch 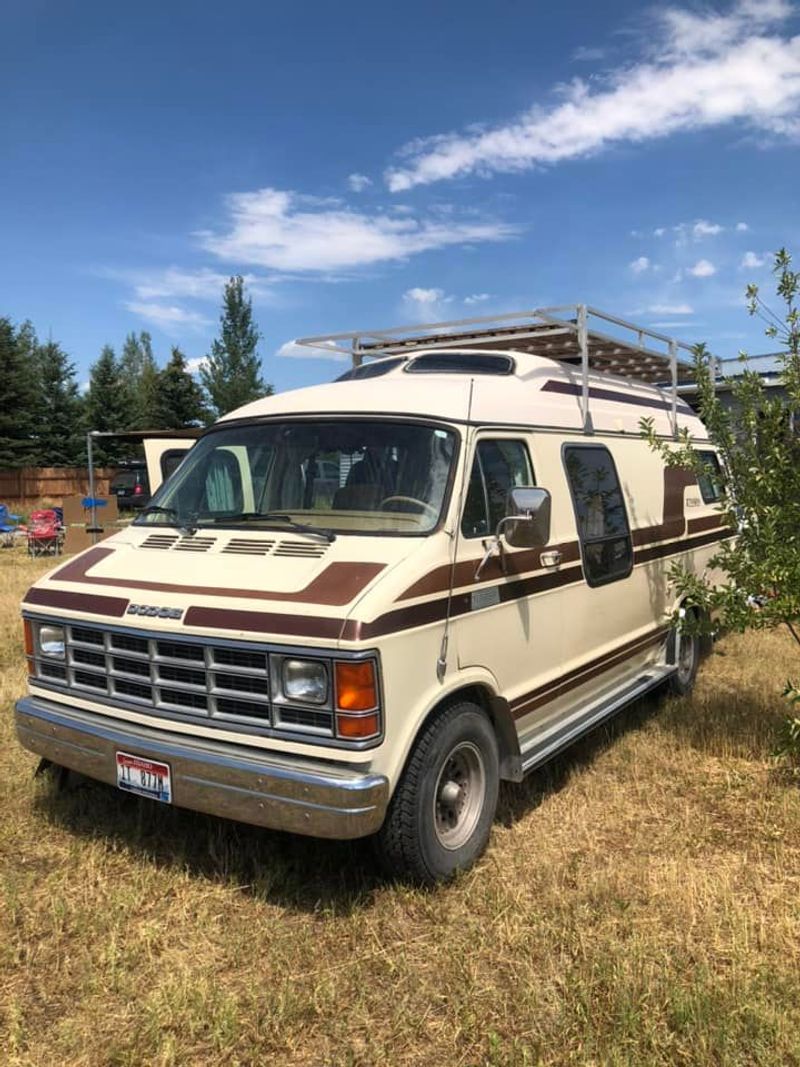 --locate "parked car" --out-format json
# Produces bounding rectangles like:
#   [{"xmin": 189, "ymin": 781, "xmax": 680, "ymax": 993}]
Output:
[
  {"xmin": 16, "ymin": 306, "xmax": 729, "ymax": 884},
  {"xmin": 109, "ymin": 464, "xmax": 150, "ymax": 510}
]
